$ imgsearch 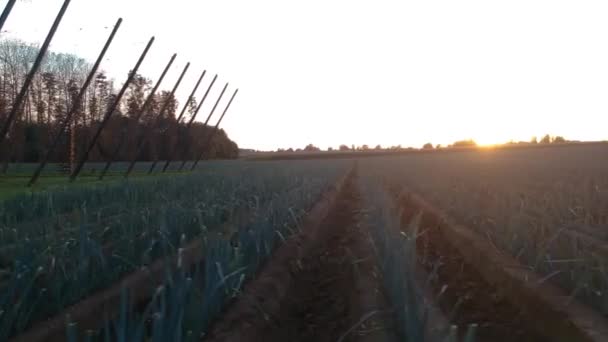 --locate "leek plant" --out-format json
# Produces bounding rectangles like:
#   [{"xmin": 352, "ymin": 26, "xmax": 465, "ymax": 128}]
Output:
[
  {"xmin": 359, "ymin": 174, "xmax": 476, "ymax": 342},
  {"xmin": 1, "ymin": 160, "xmax": 346, "ymax": 339},
  {"xmin": 359, "ymin": 148, "xmax": 608, "ymax": 316},
  {"xmin": 64, "ymin": 160, "xmax": 343, "ymax": 341}
]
